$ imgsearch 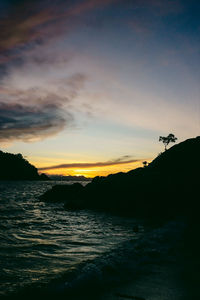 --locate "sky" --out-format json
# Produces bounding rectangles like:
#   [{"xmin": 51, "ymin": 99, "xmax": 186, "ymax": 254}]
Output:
[{"xmin": 0, "ymin": 0, "xmax": 199, "ymax": 177}]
